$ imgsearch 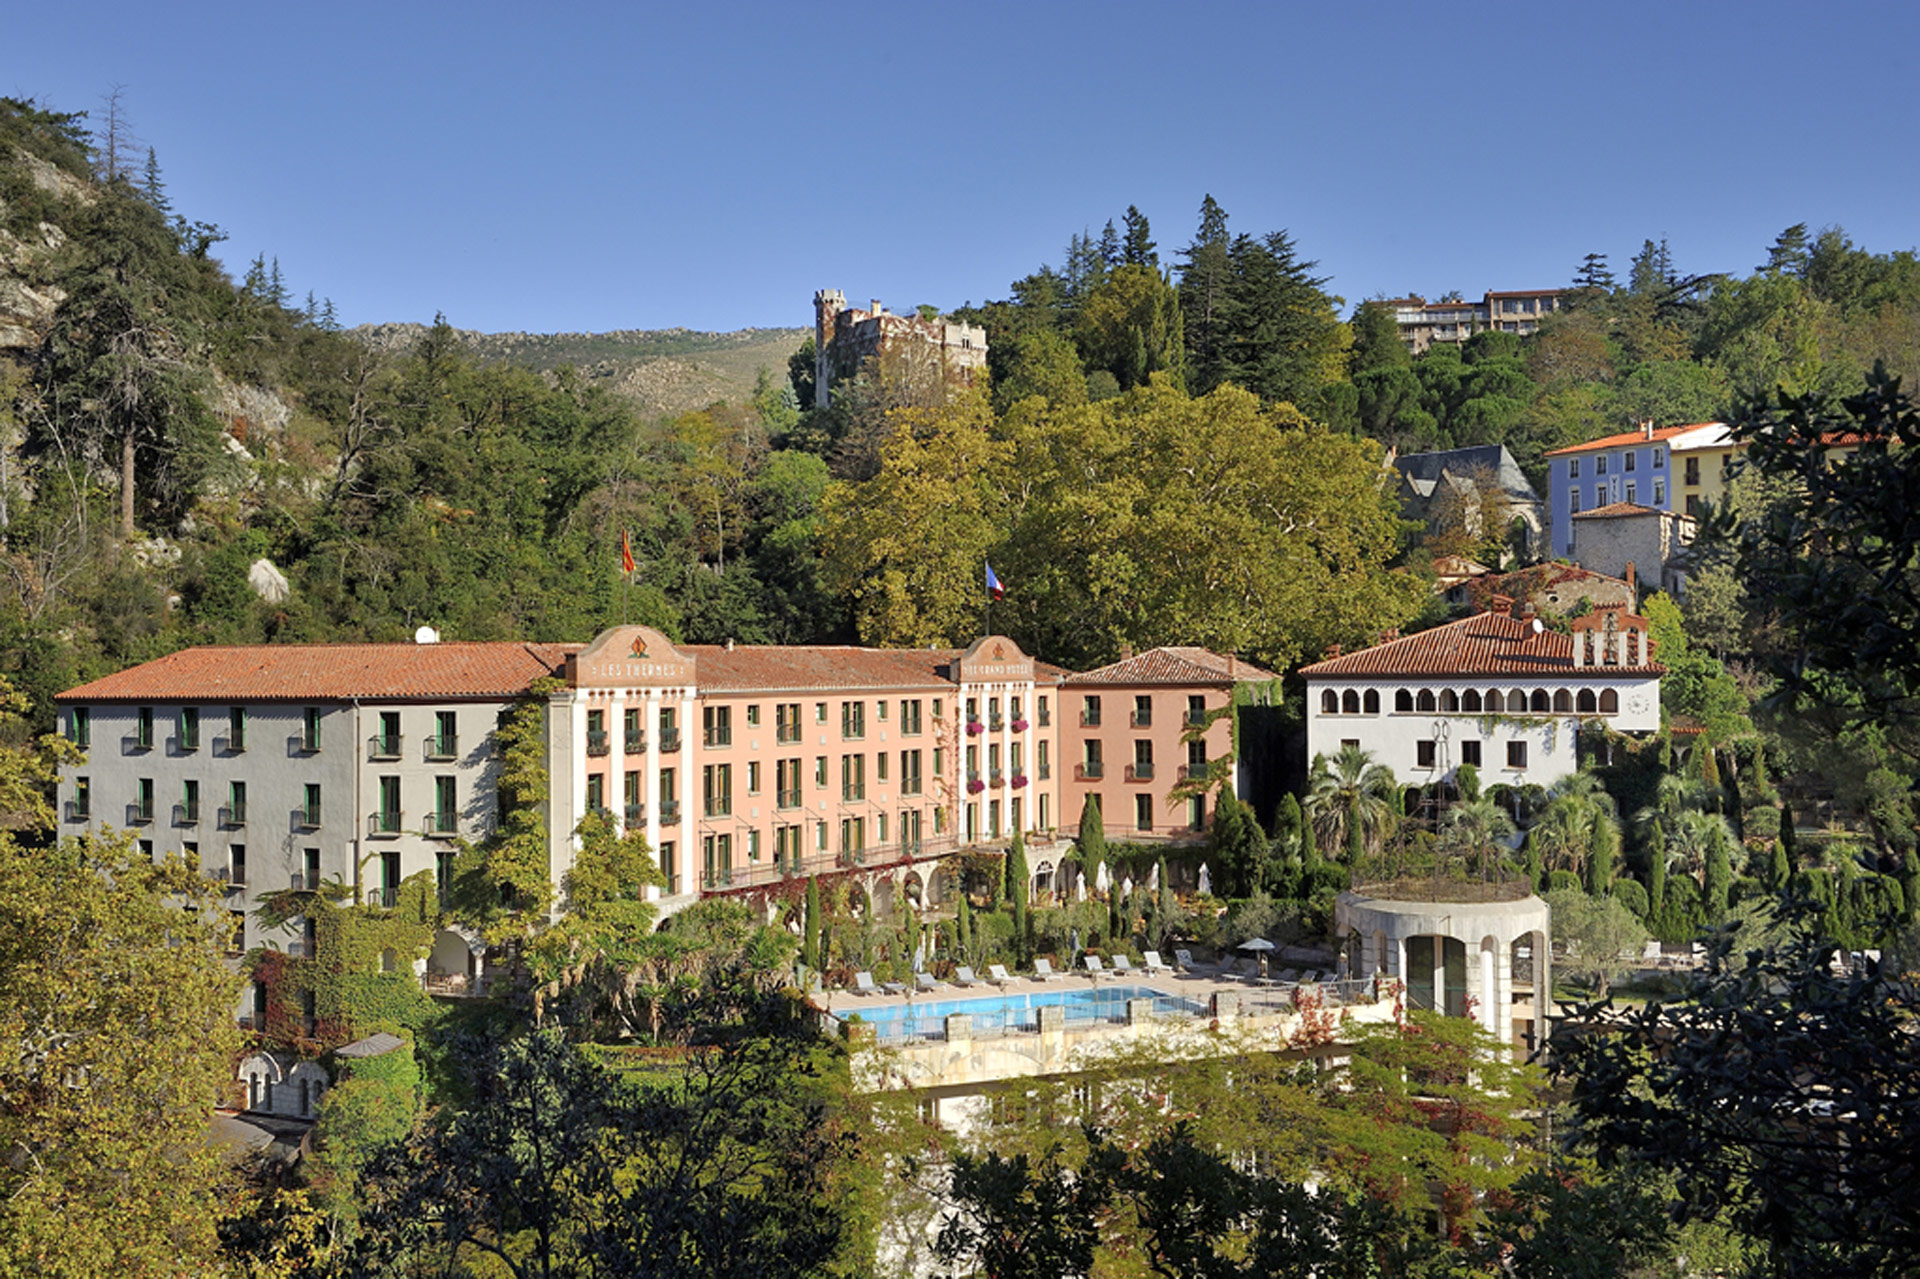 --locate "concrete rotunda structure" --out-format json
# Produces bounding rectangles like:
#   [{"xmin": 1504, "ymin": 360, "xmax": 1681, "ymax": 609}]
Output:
[{"xmin": 1336, "ymin": 886, "xmax": 1552, "ymax": 1056}]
